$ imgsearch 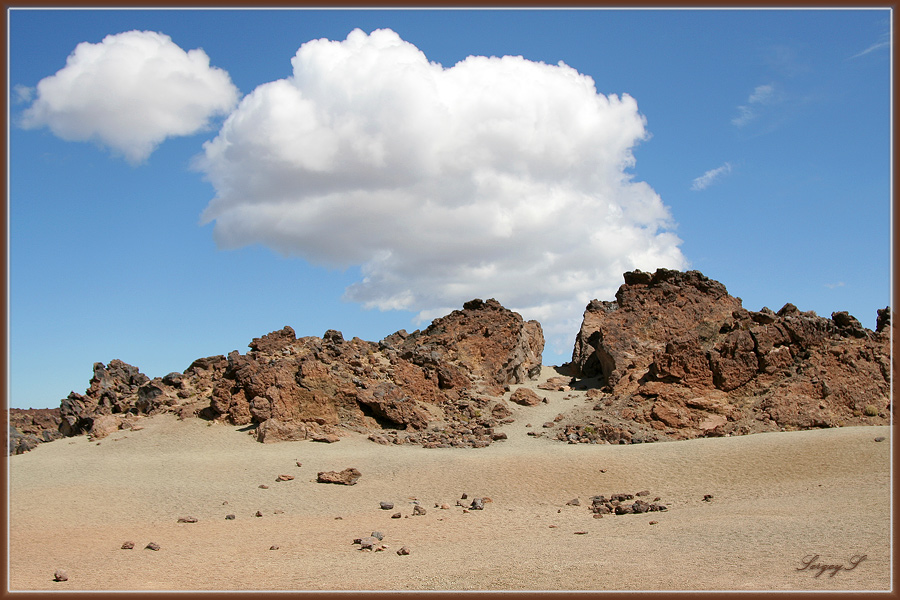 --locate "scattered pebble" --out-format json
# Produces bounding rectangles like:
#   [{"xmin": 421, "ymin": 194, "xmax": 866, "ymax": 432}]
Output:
[
  {"xmin": 296, "ymin": 460, "xmax": 303, "ymax": 467},
  {"xmin": 145, "ymin": 542, "xmax": 160, "ymax": 551},
  {"xmin": 574, "ymin": 531, "xmax": 588, "ymax": 535},
  {"xmin": 371, "ymin": 531, "xmax": 384, "ymax": 540},
  {"xmin": 391, "ymin": 513, "xmax": 402, "ymax": 519},
  {"xmin": 259, "ymin": 485, "xmax": 269, "ymax": 489},
  {"xmin": 274, "ymin": 509, "xmax": 284, "ymax": 514},
  {"xmin": 255, "ymin": 511, "xmax": 263, "ymax": 517},
  {"xmin": 357, "ymin": 536, "xmax": 381, "ymax": 551},
  {"xmin": 413, "ymin": 505, "xmax": 427, "ymax": 516},
  {"xmin": 397, "ymin": 546, "xmax": 410, "ymax": 556},
  {"xmin": 334, "ymin": 516, "xmax": 343, "ymax": 520},
  {"xmin": 380, "ymin": 502, "xmax": 394, "ymax": 510},
  {"xmin": 269, "ymin": 545, "xmax": 280, "ymax": 550},
  {"xmin": 53, "ymin": 569, "xmax": 68, "ymax": 582},
  {"xmin": 566, "ymin": 498, "xmax": 580, "ymax": 506},
  {"xmin": 225, "ymin": 514, "xmax": 236, "ymax": 520},
  {"xmin": 121, "ymin": 541, "xmax": 134, "ymax": 549},
  {"xmin": 177, "ymin": 516, "xmax": 198, "ymax": 523},
  {"xmin": 276, "ymin": 474, "xmax": 294, "ymax": 482},
  {"xmin": 649, "ymin": 521, "xmax": 659, "ymax": 525},
  {"xmin": 702, "ymin": 495, "xmax": 714, "ymax": 502},
  {"xmin": 875, "ymin": 436, "xmax": 886, "ymax": 442}
]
